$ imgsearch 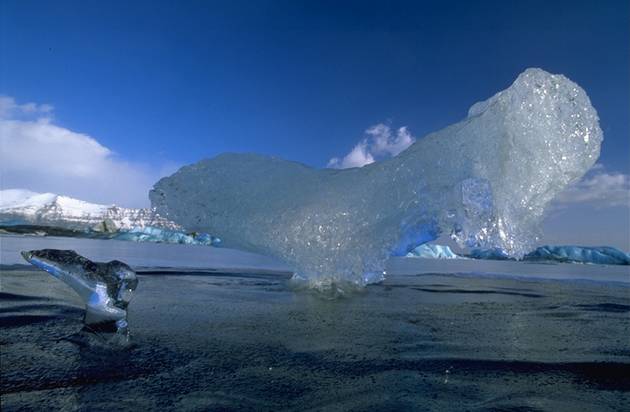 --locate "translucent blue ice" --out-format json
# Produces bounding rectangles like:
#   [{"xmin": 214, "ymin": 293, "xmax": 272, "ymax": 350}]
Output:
[
  {"xmin": 469, "ymin": 248, "xmax": 512, "ymax": 261},
  {"xmin": 112, "ymin": 226, "xmax": 221, "ymax": 246},
  {"xmin": 406, "ymin": 244, "xmax": 460, "ymax": 259},
  {"xmin": 151, "ymin": 69, "xmax": 602, "ymax": 288},
  {"xmin": 21, "ymin": 249, "xmax": 138, "ymax": 336}
]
